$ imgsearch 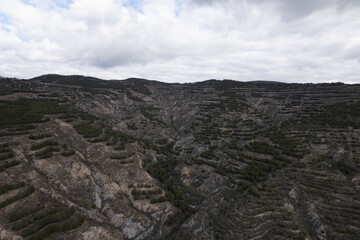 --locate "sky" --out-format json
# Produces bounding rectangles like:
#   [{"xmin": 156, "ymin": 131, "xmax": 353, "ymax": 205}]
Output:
[{"xmin": 0, "ymin": 0, "xmax": 359, "ymax": 83}]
